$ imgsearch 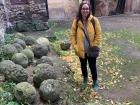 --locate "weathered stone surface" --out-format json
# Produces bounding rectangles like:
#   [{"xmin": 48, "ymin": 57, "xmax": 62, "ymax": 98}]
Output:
[
  {"xmin": 132, "ymin": 0, "xmax": 140, "ymax": 12},
  {"xmin": 0, "ymin": 60, "xmax": 28, "ymax": 83},
  {"xmin": 23, "ymin": 36, "xmax": 36, "ymax": 46},
  {"xmin": 3, "ymin": 44, "xmax": 18, "ymax": 59},
  {"xmin": 36, "ymin": 37, "xmax": 50, "ymax": 47},
  {"xmin": 39, "ymin": 79, "xmax": 63, "ymax": 102},
  {"xmin": 60, "ymin": 41, "xmax": 71, "ymax": 51},
  {"xmin": 21, "ymin": 48, "xmax": 34, "ymax": 63},
  {"xmin": 48, "ymin": 0, "xmax": 78, "ymax": 19},
  {"xmin": 14, "ymin": 82, "xmax": 37, "ymax": 104},
  {"xmin": 0, "ymin": 74, "xmax": 5, "ymax": 82},
  {"xmin": 14, "ymin": 38, "xmax": 26, "ymax": 49},
  {"xmin": 12, "ymin": 53, "xmax": 29, "ymax": 68},
  {"xmin": 36, "ymin": 56, "xmax": 54, "ymax": 66},
  {"xmin": 33, "ymin": 63, "xmax": 60, "ymax": 88},
  {"xmin": 95, "ymin": 0, "xmax": 109, "ymax": 16},
  {"xmin": 32, "ymin": 44, "xmax": 50, "ymax": 58},
  {"xmin": 13, "ymin": 43, "xmax": 23, "ymax": 53},
  {"xmin": 2, "ymin": 0, "xmax": 140, "ymax": 24}
]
